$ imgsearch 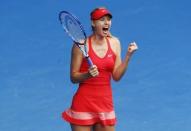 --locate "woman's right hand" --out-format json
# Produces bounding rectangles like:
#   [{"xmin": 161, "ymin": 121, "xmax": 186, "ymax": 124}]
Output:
[{"xmin": 88, "ymin": 65, "xmax": 99, "ymax": 77}]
